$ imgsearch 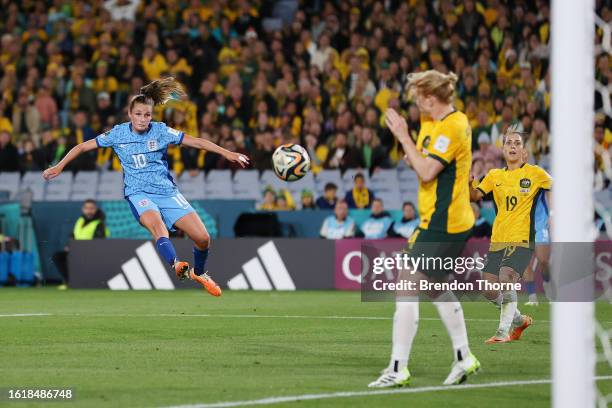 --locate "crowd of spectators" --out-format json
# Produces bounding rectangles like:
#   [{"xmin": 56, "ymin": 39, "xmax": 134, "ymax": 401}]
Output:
[
  {"xmin": 0, "ymin": 0, "xmax": 609, "ymax": 193},
  {"xmin": 319, "ymin": 198, "xmax": 421, "ymax": 239}
]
